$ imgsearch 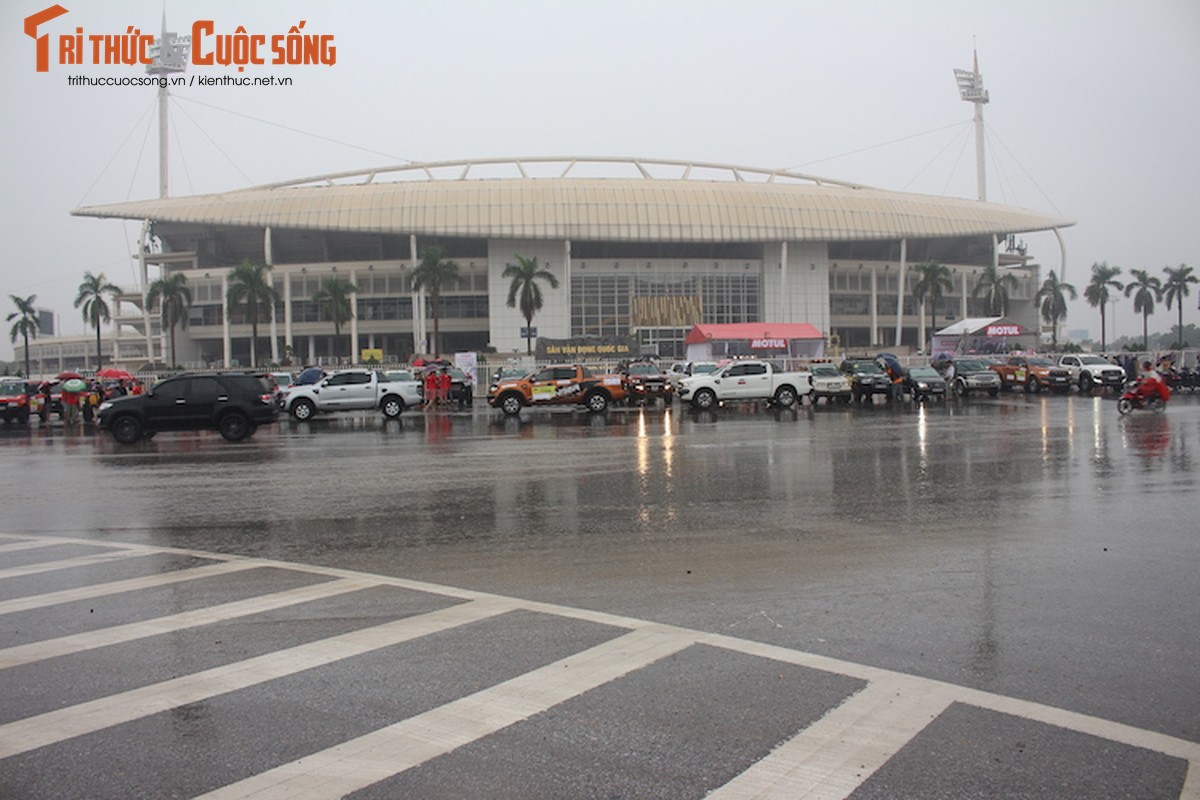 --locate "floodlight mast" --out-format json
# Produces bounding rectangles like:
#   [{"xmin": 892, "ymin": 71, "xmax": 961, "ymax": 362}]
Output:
[
  {"xmin": 145, "ymin": 13, "xmax": 190, "ymax": 200},
  {"xmin": 954, "ymin": 50, "xmax": 989, "ymax": 202}
]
